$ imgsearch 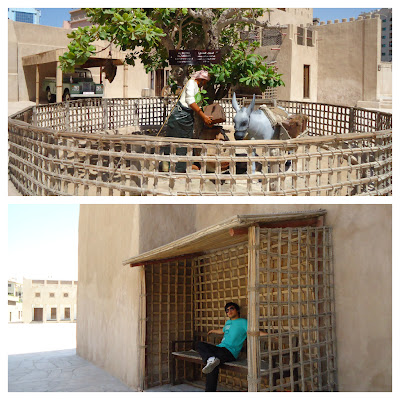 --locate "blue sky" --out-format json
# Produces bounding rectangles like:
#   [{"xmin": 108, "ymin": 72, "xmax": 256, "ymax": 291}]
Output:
[
  {"xmin": 36, "ymin": 8, "xmax": 74, "ymax": 27},
  {"xmin": 8, "ymin": 205, "xmax": 80, "ymax": 281},
  {"xmin": 32, "ymin": 8, "xmax": 382, "ymax": 28},
  {"xmin": 313, "ymin": 8, "xmax": 381, "ymax": 22}
]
